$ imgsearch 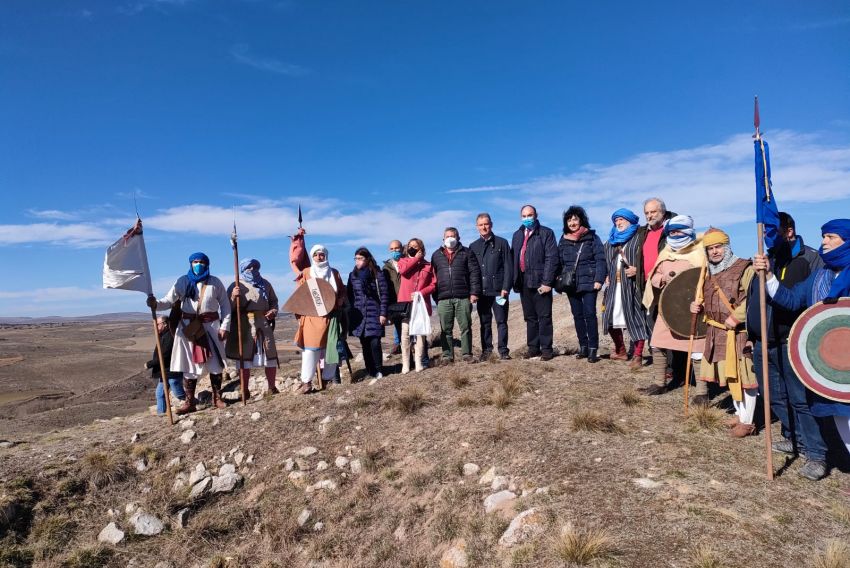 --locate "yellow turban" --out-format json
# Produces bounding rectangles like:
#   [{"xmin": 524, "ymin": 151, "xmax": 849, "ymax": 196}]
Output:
[{"xmin": 702, "ymin": 228, "xmax": 730, "ymax": 248}]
